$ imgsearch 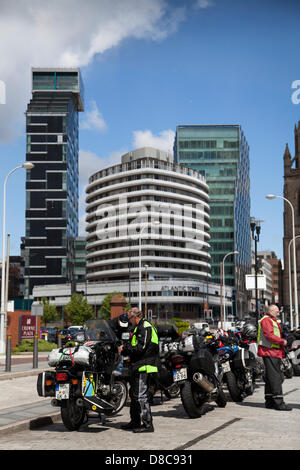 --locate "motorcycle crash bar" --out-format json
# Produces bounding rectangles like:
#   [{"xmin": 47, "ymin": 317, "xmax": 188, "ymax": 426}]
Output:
[{"xmin": 193, "ymin": 372, "xmax": 215, "ymax": 393}]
